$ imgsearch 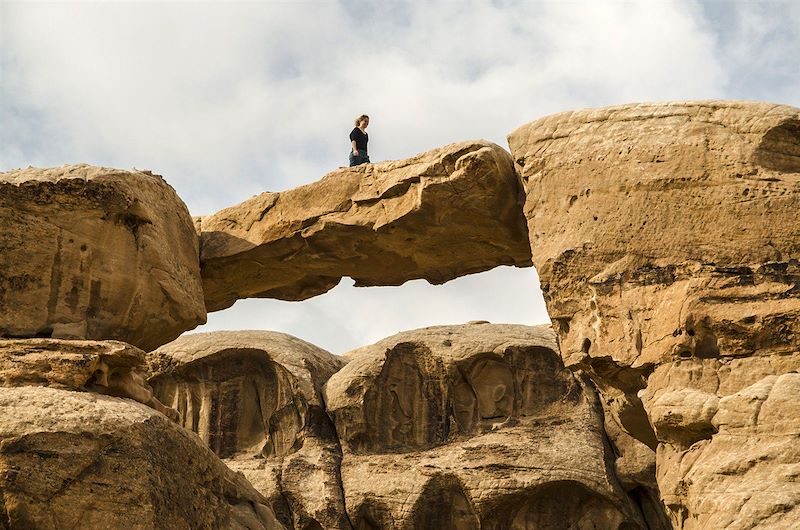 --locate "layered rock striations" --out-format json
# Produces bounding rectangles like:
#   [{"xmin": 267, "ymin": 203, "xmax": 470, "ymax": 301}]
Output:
[
  {"xmin": 0, "ymin": 165, "xmax": 206, "ymax": 351},
  {"xmin": 199, "ymin": 141, "xmax": 531, "ymax": 311},
  {"xmin": 148, "ymin": 331, "xmax": 348, "ymax": 530},
  {"xmin": 509, "ymin": 100, "xmax": 800, "ymax": 528},
  {"xmin": 324, "ymin": 323, "xmax": 649, "ymax": 529}
]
